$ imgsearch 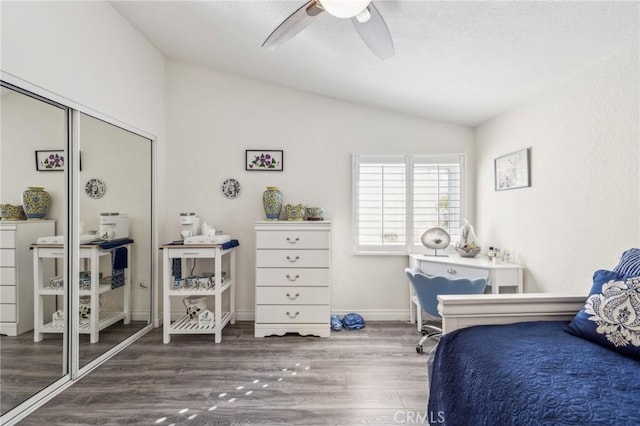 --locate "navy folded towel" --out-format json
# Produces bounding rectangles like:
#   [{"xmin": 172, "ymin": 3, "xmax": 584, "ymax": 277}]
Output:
[
  {"xmin": 113, "ymin": 247, "xmax": 128, "ymax": 269},
  {"xmin": 111, "ymin": 247, "xmax": 127, "ymax": 289}
]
